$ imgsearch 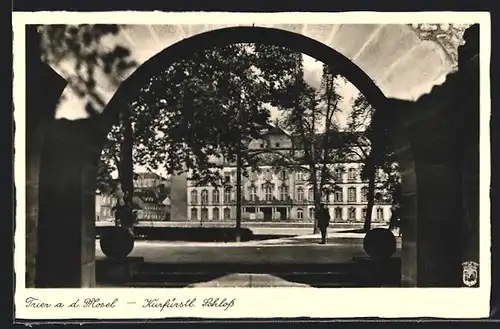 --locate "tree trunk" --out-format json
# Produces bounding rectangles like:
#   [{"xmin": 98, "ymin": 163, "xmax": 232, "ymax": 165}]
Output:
[
  {"xmin": 235, "ymin": 107, "xmax": 243, "ymax": 242},
  {"xmin": 313, "ymin": 193, "xmax": 321, "ymax": 234},
  {"xmin": 310, "ymin": 165, "xmax": 321, "ymax": 234},
  {"xmin": 235, "ymin": 152, "xmax": 242, "ymax": 242},
  {"xmin": 119, "ymin": 114, "xmax": 135, "ymax": 232},
  {"xmin": 388, "ymin": 211, "xmax": 397, "ymax": 230},
  {"xmin": 364, "ymin": 167, "xmax": 376, "ymax": 232}
]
